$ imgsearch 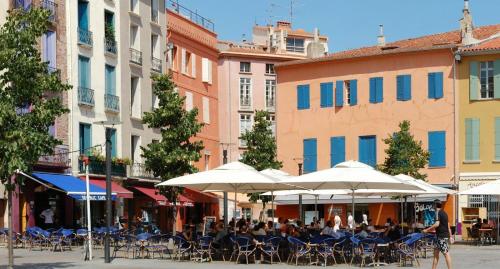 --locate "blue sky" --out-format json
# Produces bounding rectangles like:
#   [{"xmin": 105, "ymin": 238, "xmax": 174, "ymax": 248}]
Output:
[{"xmin": 174, "ymin": 0, "xmax": 499, "ymax": 52}]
